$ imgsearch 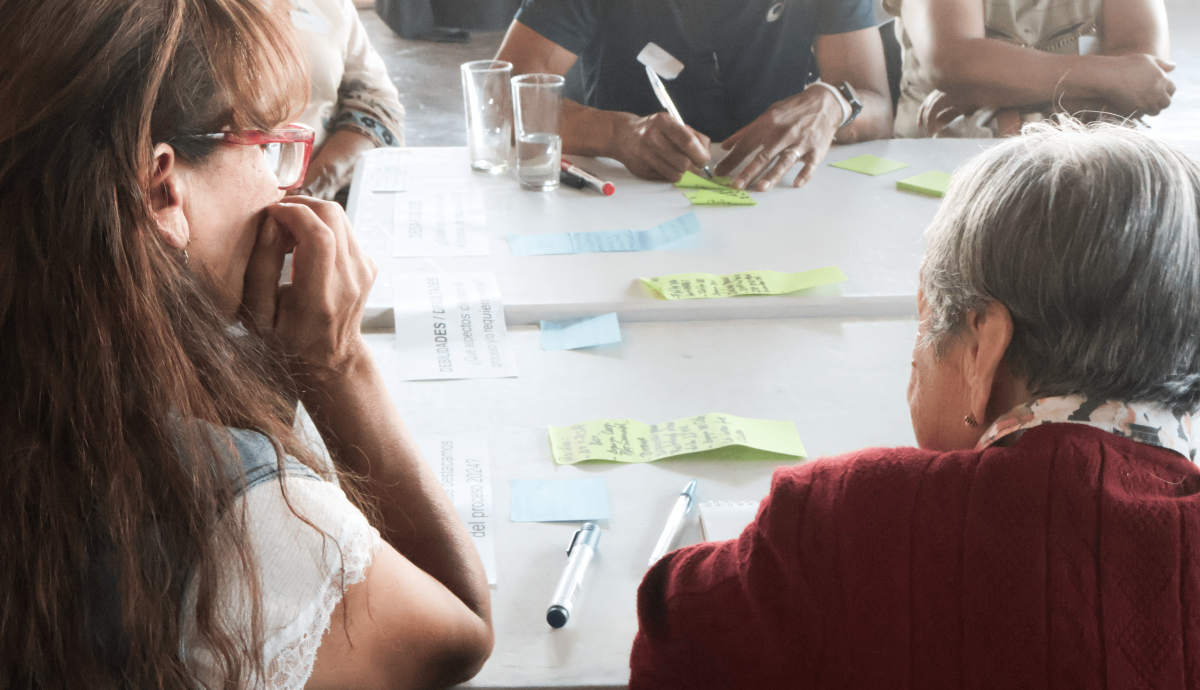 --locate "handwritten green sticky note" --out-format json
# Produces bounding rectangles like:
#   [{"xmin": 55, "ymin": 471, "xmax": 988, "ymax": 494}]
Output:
[
  {"xmin": 897, "ymin": 170, "xmax": 952, "ymax": 197},
  {"xmin": 684, "ymin": 189, "xmax": 757, "ymax": 206},
  {"xmin": 640, "ymin": 266, "xmax": 848, "ymax": 300},
  {"xmin": 675, "ymin": 171, "xmax": 735, "ymax": 190},
  {"xmin": 830, "ymin": 154, "xmax": 911, "ymax": 176},
  {"xmin": 548, "ymin": 413, "xmax": 806, "ymax": 465}
]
